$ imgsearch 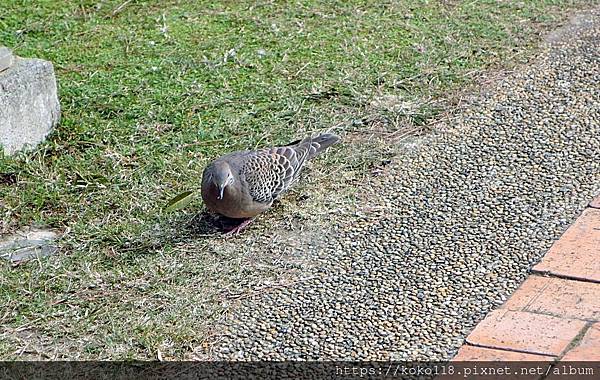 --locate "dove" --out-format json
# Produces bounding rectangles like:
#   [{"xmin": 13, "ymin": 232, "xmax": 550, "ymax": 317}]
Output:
[{"xmin": 201, "ymin": 133, "xmax": 340, "ymax": 234}]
